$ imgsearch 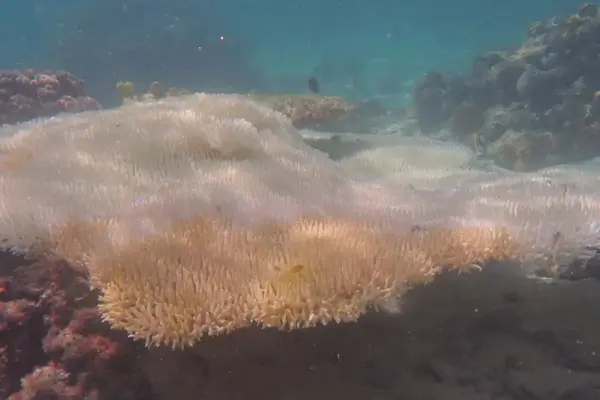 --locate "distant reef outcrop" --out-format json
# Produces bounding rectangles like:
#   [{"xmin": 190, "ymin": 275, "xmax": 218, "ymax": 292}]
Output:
[
  {"xmin": 0, "ymin": 69, "xmax": 101, "ymax": 125},
  {"xmin": 413, "ymin": 3, "xmax": 600, "ymax": 171}
]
